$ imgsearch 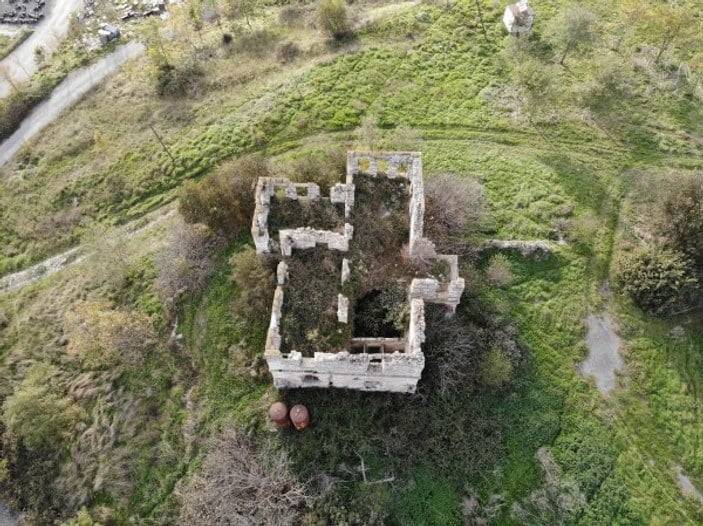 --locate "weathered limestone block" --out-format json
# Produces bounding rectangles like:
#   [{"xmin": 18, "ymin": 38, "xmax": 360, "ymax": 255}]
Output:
[
  {"xmin": 341, "ymin": 259, "xmax": 350, "ymax": 284},
  {"xmin": 276, "ymin": 261, "xmax": 289, "ymax": 286},
  {"xmin": 267, "ymin": 351, "xmax": 425, "ymax": 392},
  {"xmin": 338, "ymin": 294, "xmax": 349, "ymax": 323},
  {"xmin": 279, "ymin": 225, "xmax": 353, "ymax": 256},
  {"xmin": 482, "ymin": 239, "xmax": 553, "ymax": 260},
  {"xmin": 406, "ymin": 298, "xmax": 426, "ymax": 354},
  {"xmin": 265, "ymin": 286, "xmax": 285, "ymax": 353}
]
